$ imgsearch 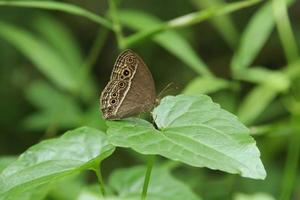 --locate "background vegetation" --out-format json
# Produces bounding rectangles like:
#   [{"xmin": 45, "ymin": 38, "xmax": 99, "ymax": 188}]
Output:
[{"xmin": 0, "ymin": 0, "xmax": 300, "ymax": 199}]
